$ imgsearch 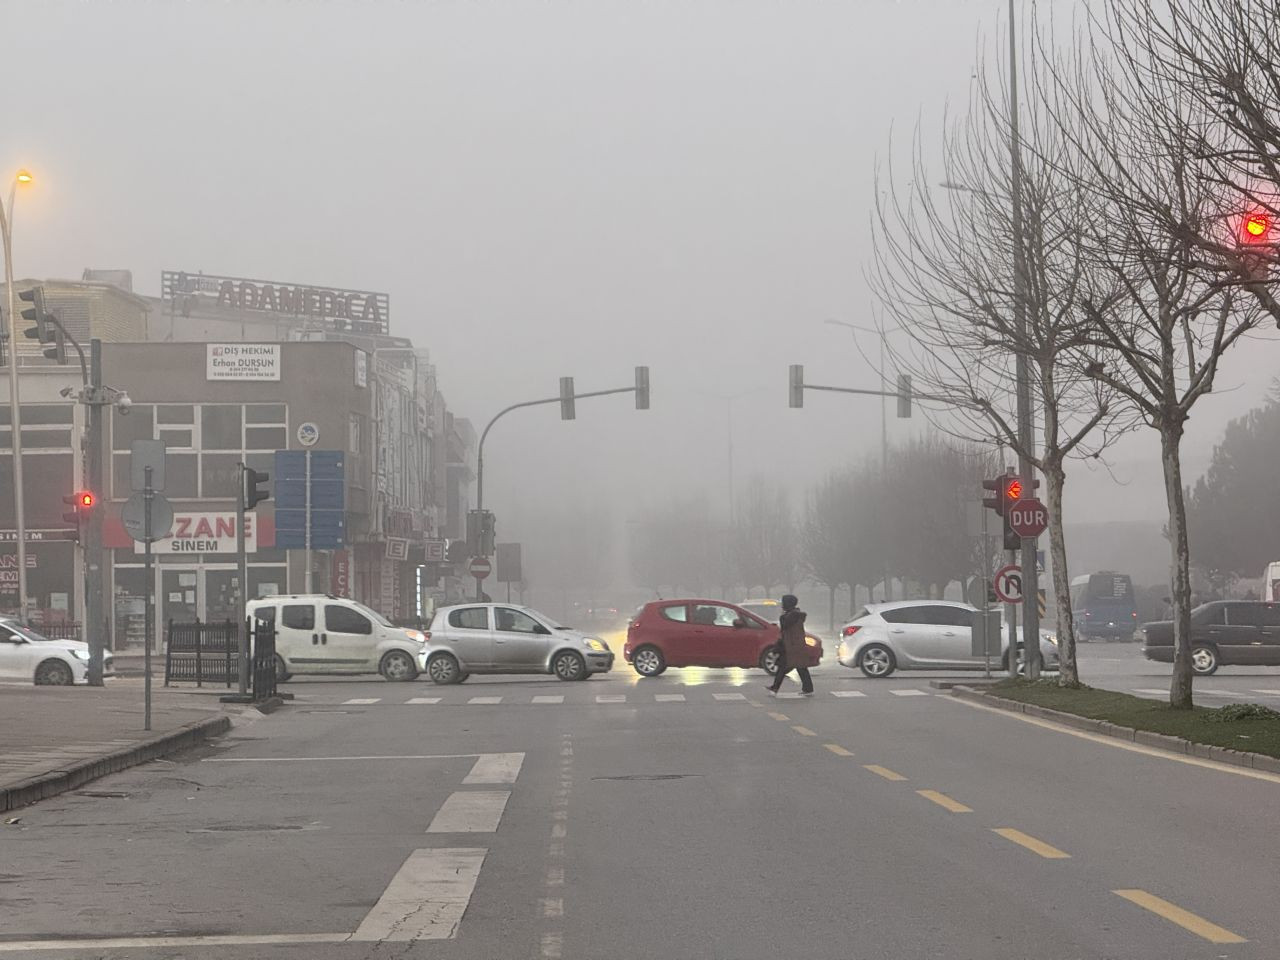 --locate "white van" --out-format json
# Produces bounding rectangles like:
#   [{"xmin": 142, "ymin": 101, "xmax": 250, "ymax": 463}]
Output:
[
  {"xmin": 1264, "ymin": 562, "xmax": 1280, "ymax": 602},
  {"xmin": 247, "ymin": 595, "xmax": 427, "ymax": 682}
]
